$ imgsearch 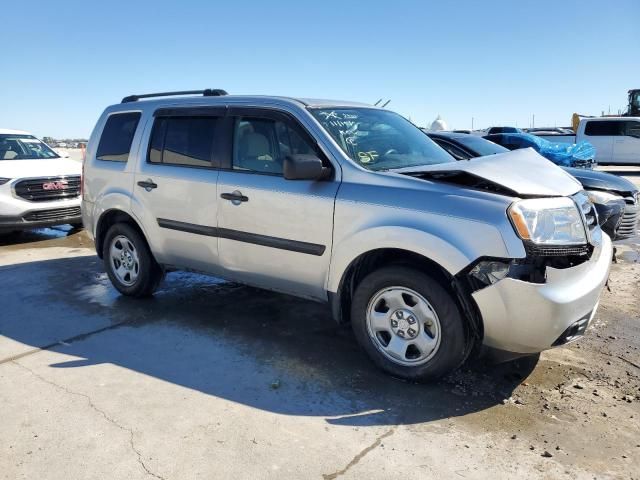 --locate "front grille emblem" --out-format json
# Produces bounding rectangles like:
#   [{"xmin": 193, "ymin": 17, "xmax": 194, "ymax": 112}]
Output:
[{"xmin": 42, "ymin": 180, "xmax": 69, "ymax": 191}]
